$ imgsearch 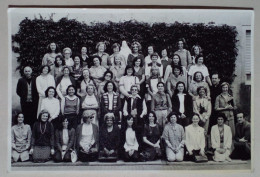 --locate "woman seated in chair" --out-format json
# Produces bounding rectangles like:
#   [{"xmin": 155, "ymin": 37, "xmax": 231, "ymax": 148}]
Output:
[
  {"xmin": 75, "ymin": 110, "xmax": 99, "ymax": 162},
  {"xmin": 53, "ymin": 117, "xmax": 75, "ymax": 162},
  {"xmin": 99, "ymin": 113, "xmax": 120, "ymax": 162}
]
